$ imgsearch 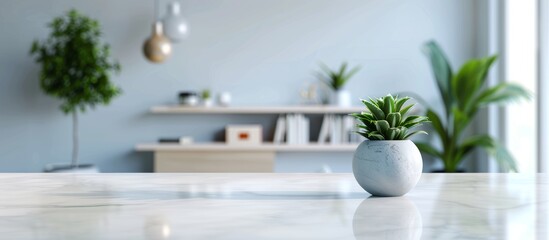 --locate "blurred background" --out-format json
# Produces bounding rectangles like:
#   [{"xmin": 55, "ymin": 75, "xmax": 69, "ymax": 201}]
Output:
[{"xmin": 0, "ymin": 0, "xmax": 545, "ymax": 173}]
